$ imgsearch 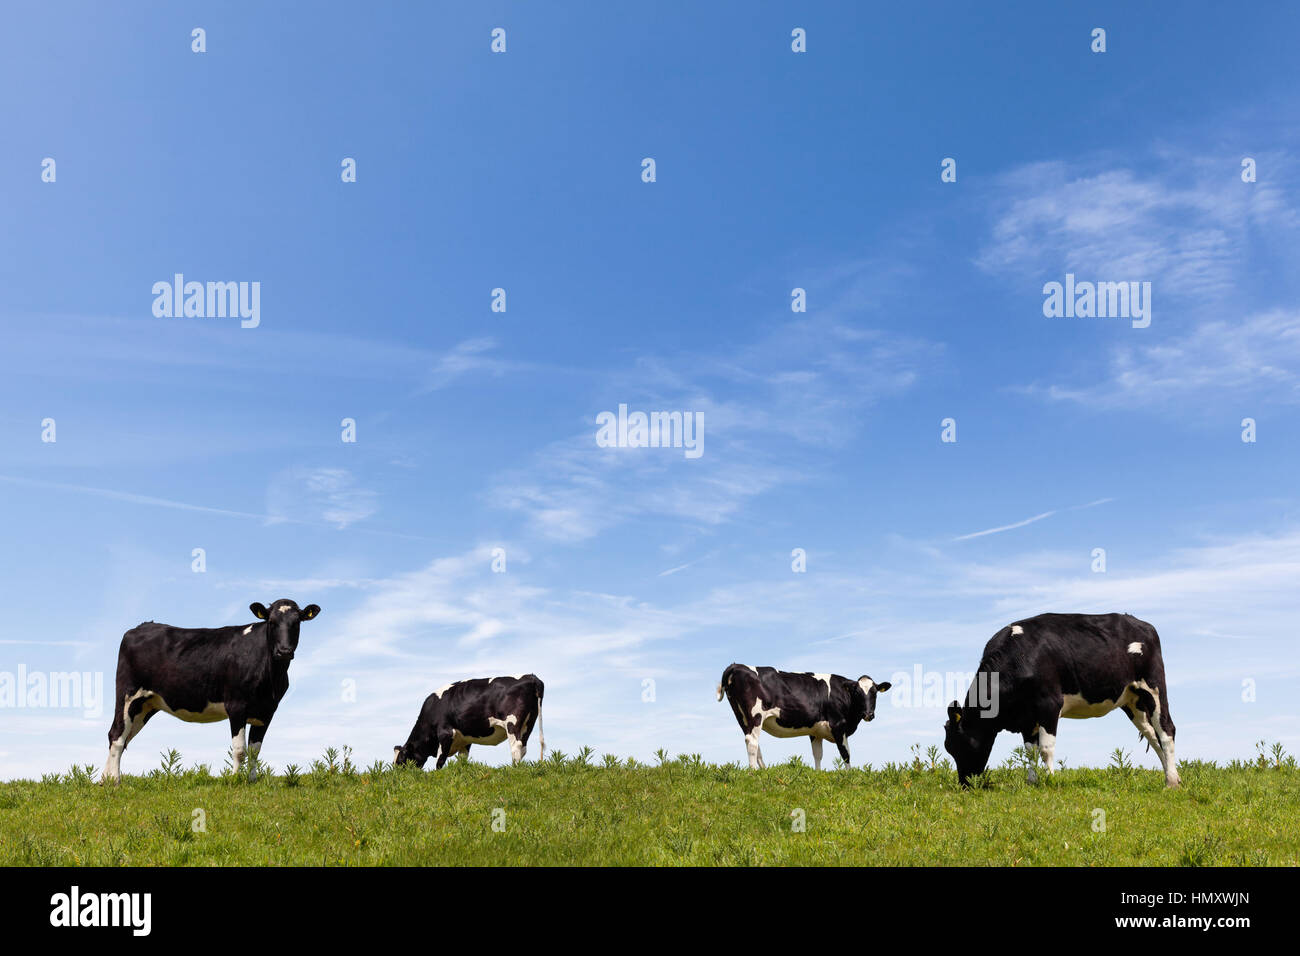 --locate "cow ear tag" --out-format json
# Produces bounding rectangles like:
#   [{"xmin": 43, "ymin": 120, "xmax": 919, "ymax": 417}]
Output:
[{"xmin": 953, "ymin": 711, "xmax": 961, "ymax": 722}]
